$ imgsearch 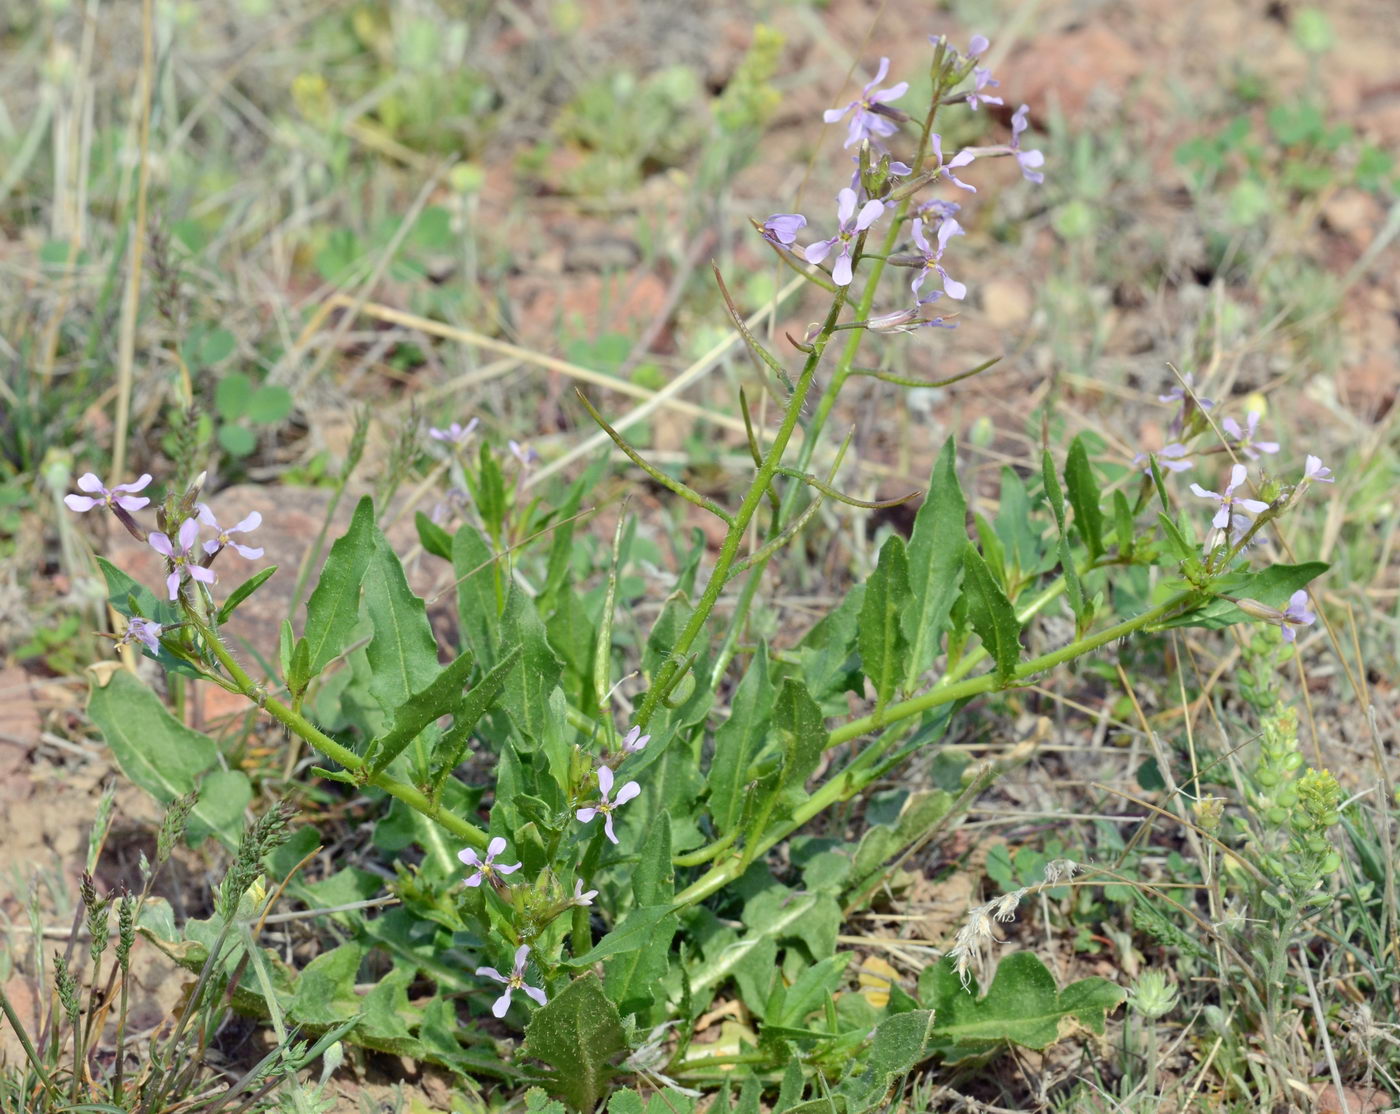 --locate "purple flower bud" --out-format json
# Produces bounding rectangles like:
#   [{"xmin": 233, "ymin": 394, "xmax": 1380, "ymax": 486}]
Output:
[
  {"xmin": 429, "ymin": 418, "xmax": 479, "ymax": 445},
  {"xmin": 761, "ymin": 213, "xmax": 807, "ymax": 248},
  {"xmin": 1280, "ymin": 590, "xmax": 1316, "ymax": 642},
  {"xmin": 968, "ymin": 34, "xmax": 990, "ymax": 56},
  {"xmin": 620, "ymin": 725, "xmax": 650, "ymax": 754}
]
